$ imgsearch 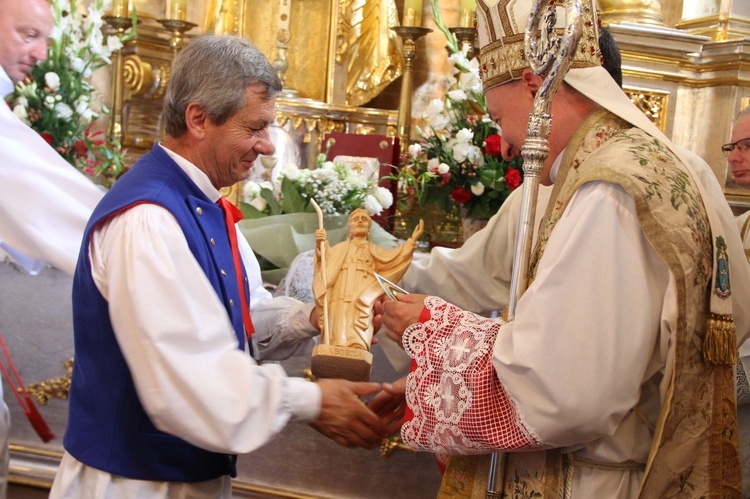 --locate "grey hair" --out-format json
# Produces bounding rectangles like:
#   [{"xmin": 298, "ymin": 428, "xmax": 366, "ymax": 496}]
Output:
[
  {"xmin": 735, "ymin": 106, "xmax": 750, "ymax": 125},
  {"xmin": 163, "ymin": 35, "xmax": 281, "ymax": 137}
]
